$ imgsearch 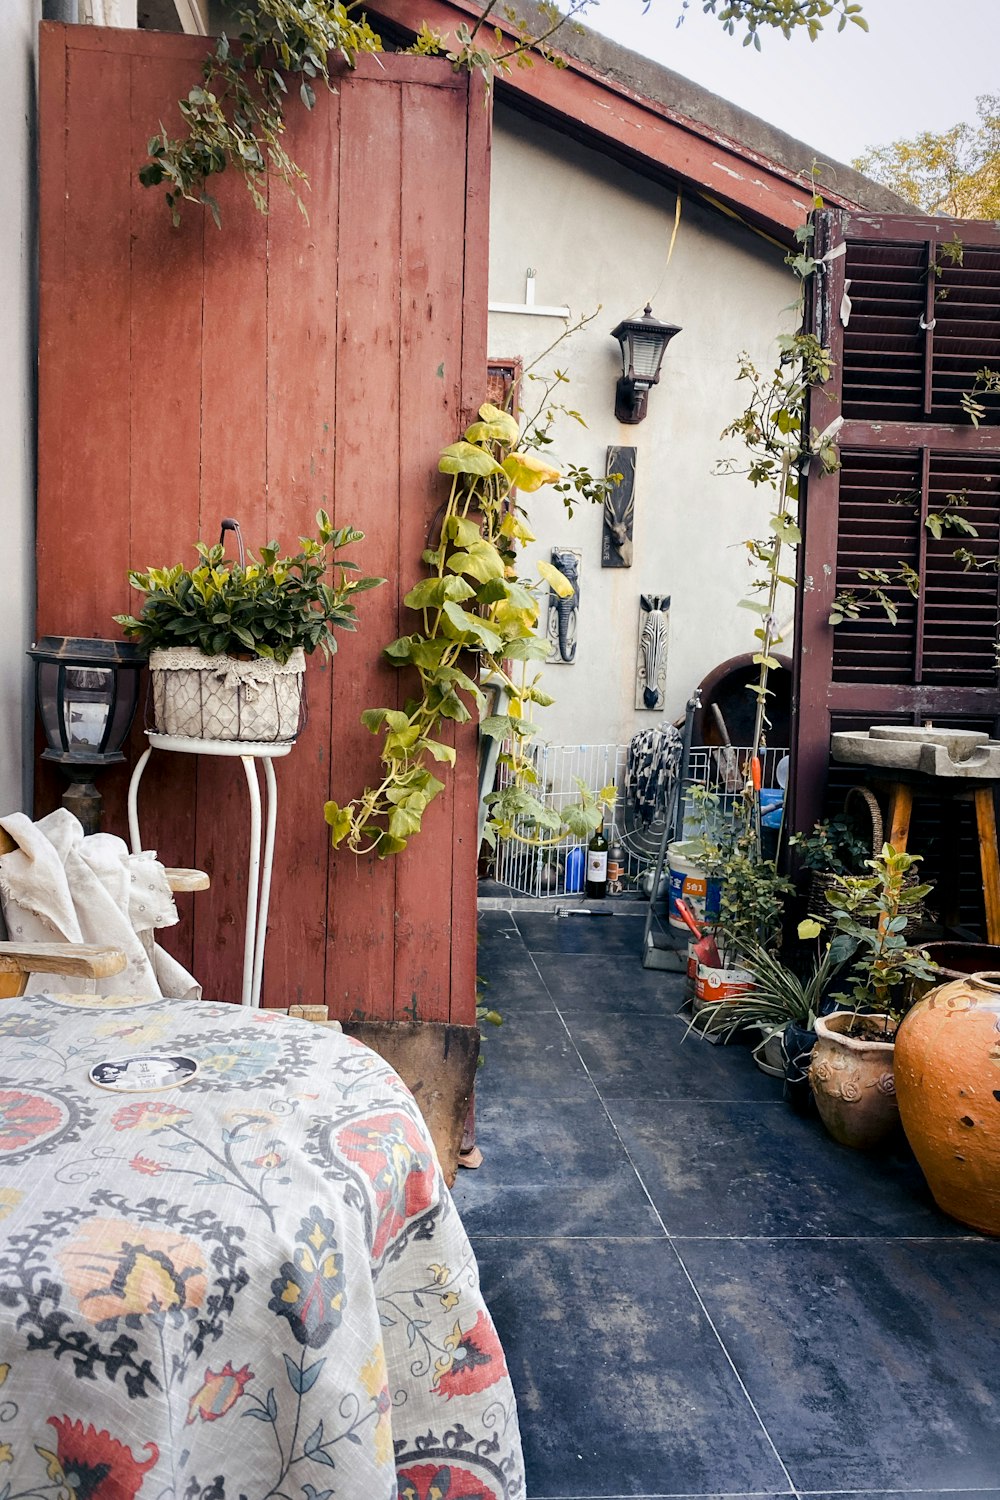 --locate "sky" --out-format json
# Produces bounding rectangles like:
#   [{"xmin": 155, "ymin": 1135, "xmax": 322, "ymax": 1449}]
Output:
[{"xmin": 583, "ymin": 0, "xmax": 1000, "ymax": 166}]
